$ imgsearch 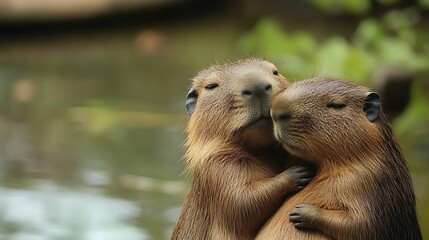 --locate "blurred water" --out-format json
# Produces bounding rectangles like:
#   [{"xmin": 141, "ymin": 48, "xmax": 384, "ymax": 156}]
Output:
[
  {"xmin": 0, "ymin": 182, "xmax": 145, "ymax": 240},
  {"xmin": 0, "ymin": 15, "xmax": 241, "ymax": 240},
  {"xmin": 0, "ymin": 13, "xmax": 428, "ymax": 240}
]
